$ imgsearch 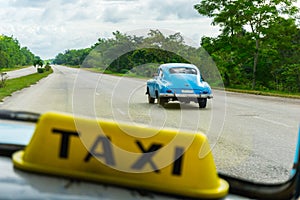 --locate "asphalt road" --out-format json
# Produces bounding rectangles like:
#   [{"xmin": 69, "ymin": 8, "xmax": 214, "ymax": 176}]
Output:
[
  {"xmin": 5, "ymin": 66, "xmax": 37, "ymax": 79},
  {"xmin": 1, "ymin": 65, "xmax": 299, "ymax": 183}
]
